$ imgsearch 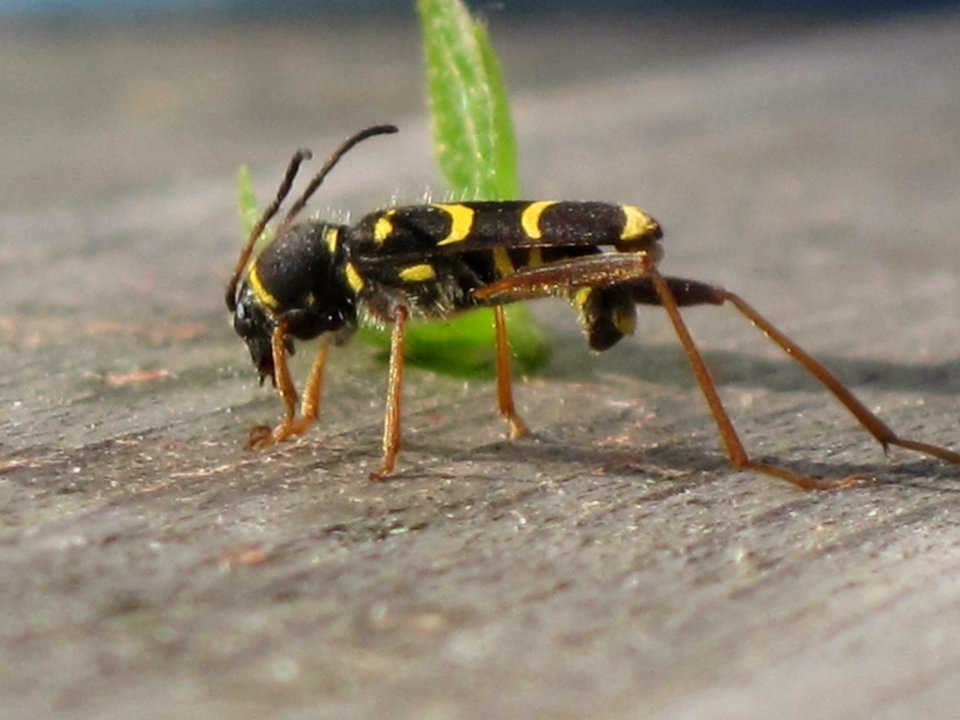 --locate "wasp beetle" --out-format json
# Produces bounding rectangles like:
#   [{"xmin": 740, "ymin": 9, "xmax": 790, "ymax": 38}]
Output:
[{"xmin": 226, "ymin": 125, "xmax": 960, "ymax": 488}]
